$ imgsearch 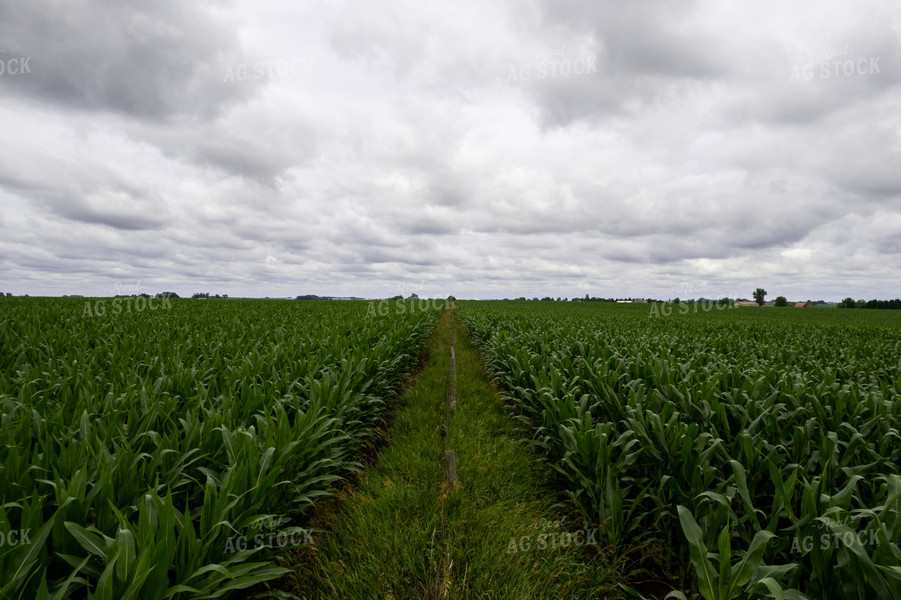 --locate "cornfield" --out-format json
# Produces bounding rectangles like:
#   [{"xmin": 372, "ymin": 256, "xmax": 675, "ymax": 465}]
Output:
[
  {"xmin": 458, "ymin": 300, "xmax": 901, "ymax": 600},
  {"xmin": 0, "ymin": 297, "xmax": 440, "ymax": 598}
]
